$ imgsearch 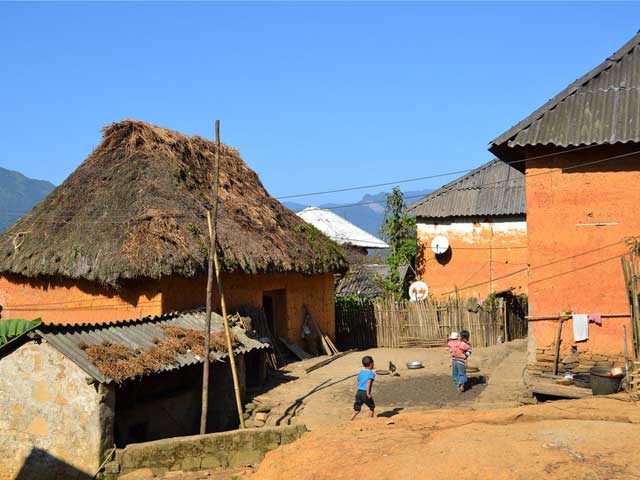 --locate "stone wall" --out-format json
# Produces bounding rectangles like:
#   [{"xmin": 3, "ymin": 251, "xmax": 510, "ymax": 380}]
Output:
[
  {"xmin": 105, "ymin": 424, "xmax": 307, "ymax": 478},
  {"xmin": 527, "ymin": 344, "xmax": 626, "ymax": 376},
  {"xmin": 0, "ymin": 341, "xmax": 113, "ymax": 480}
]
